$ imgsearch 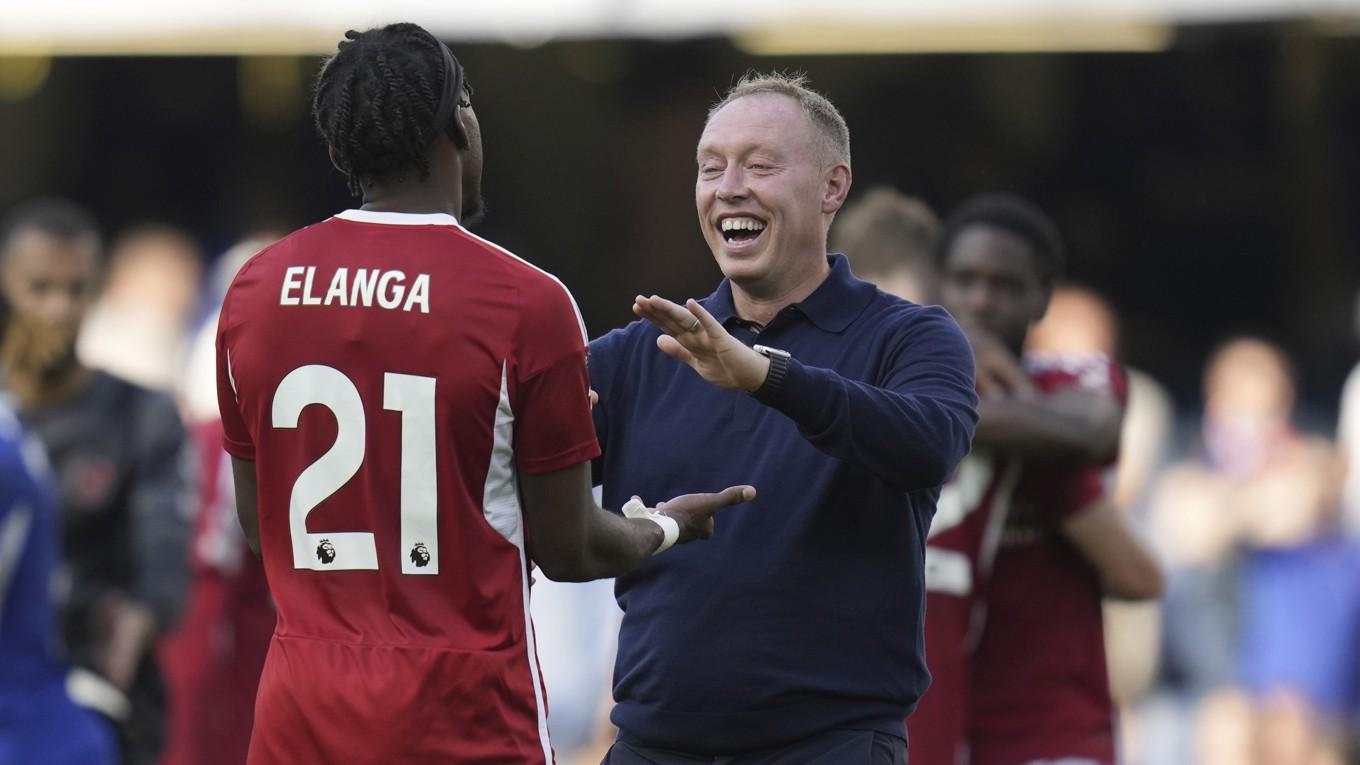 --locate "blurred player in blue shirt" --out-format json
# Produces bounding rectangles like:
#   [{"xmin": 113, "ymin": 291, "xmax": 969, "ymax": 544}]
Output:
[{"xmin": 0, "ymin": 288, "xmax": 119, "ymax": 764}]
